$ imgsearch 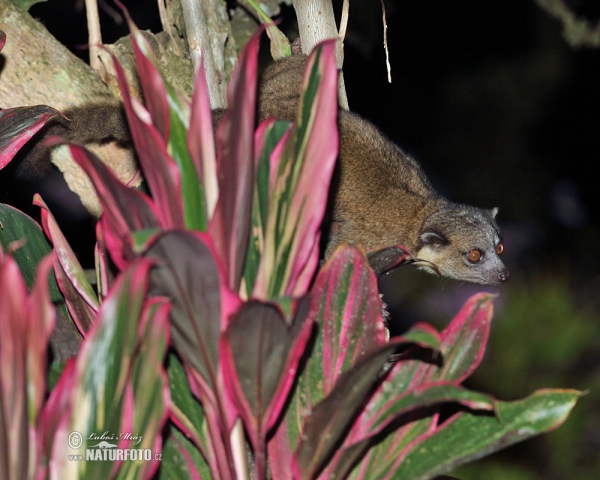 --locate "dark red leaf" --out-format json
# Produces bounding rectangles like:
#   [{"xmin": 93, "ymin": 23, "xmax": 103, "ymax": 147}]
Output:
[
  {"xmin": 367, "ymin": 244, "xmax": 413, "ymax": 277},
  {"xmin": 0, "ymin": 106, "xmax": 61, "ymax": 169},
  {"xmin": 221, "ymin": 298, "xmax": 313, "ymax": 448},
  {"xmin": 292, "ymin": 342, "xmax": 399, "ymax": 479},
  {"xmin": 210, "ymin": 33, "xmax": 260, "ymax": 292}
]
